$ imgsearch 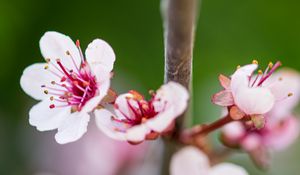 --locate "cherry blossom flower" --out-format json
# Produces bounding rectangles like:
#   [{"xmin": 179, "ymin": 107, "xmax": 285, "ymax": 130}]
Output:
[
  {"xmin": 20, "ymin": 31, "xmax": 115, "ymax": 144},
  {"xmin": 211, "ymin": 61, "xmax": 300, "ymax": 131},
  {"xmin": 170, "ymin": 146, "xmax": 248, "ymax": 175},
  {"xmin": 212, "ymin": 61, "xmax": 285, "ymax": 118},
  {"xmin": 95, "ymin": 82, "xmax": 189, "ymax": 143},
  {"xmin": 221, "ymin": 69, "xmax": 300, "ymax": 152}
]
